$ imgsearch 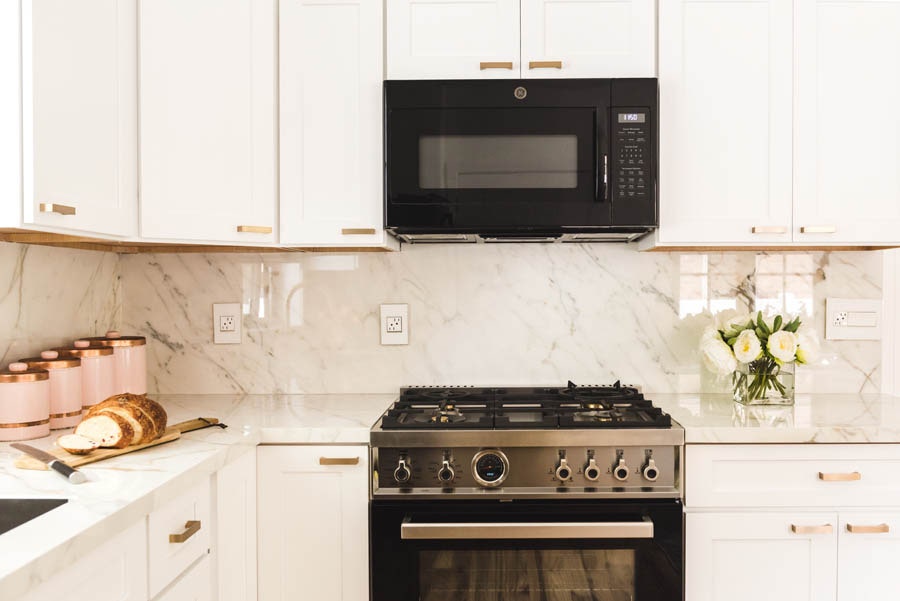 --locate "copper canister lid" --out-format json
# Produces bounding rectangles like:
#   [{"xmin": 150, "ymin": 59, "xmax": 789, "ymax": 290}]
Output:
[
  {"xmin": 0, "ymin": 362, "xmax": 50, "ymax": 383},
  {"xmin": 83, "ymin": 330, "xmax": 147, "ymax": 347},
  {"xmin": 19, "ymin": 350, "xmax": 81, "ymax": 370},
  {"xmin": 55, "ymin": 340, "xmax": 115, "ymax": 358}
]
